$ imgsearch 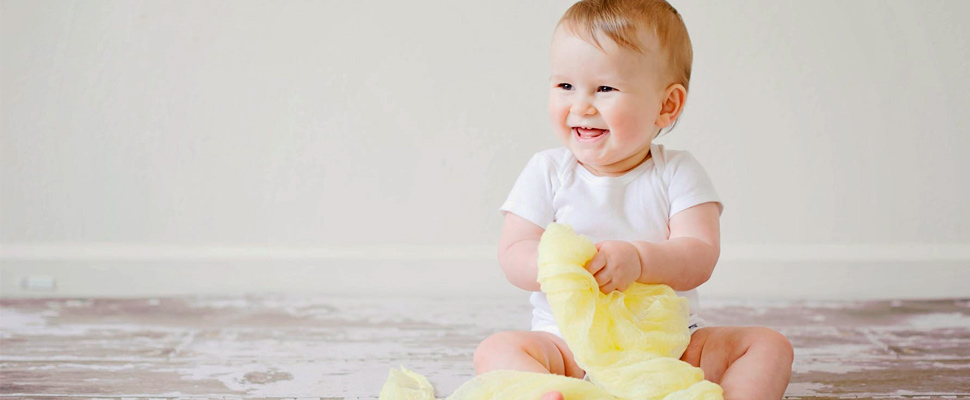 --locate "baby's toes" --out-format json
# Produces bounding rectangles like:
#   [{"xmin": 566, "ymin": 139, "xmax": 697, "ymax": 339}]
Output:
[{"xmin": 540, "ymin": 391, "xmax": 564, "ymax": 400}]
